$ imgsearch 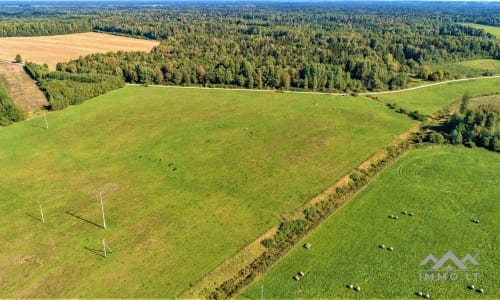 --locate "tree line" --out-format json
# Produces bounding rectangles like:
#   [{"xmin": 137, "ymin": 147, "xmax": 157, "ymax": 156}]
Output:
[
  {"xmin": 0, "ymin": 2, "xmax": 498, "ymax": 93},
  {"xmin": 25, "ymin": 62, "xmax": 124, "ymax": 110}
]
